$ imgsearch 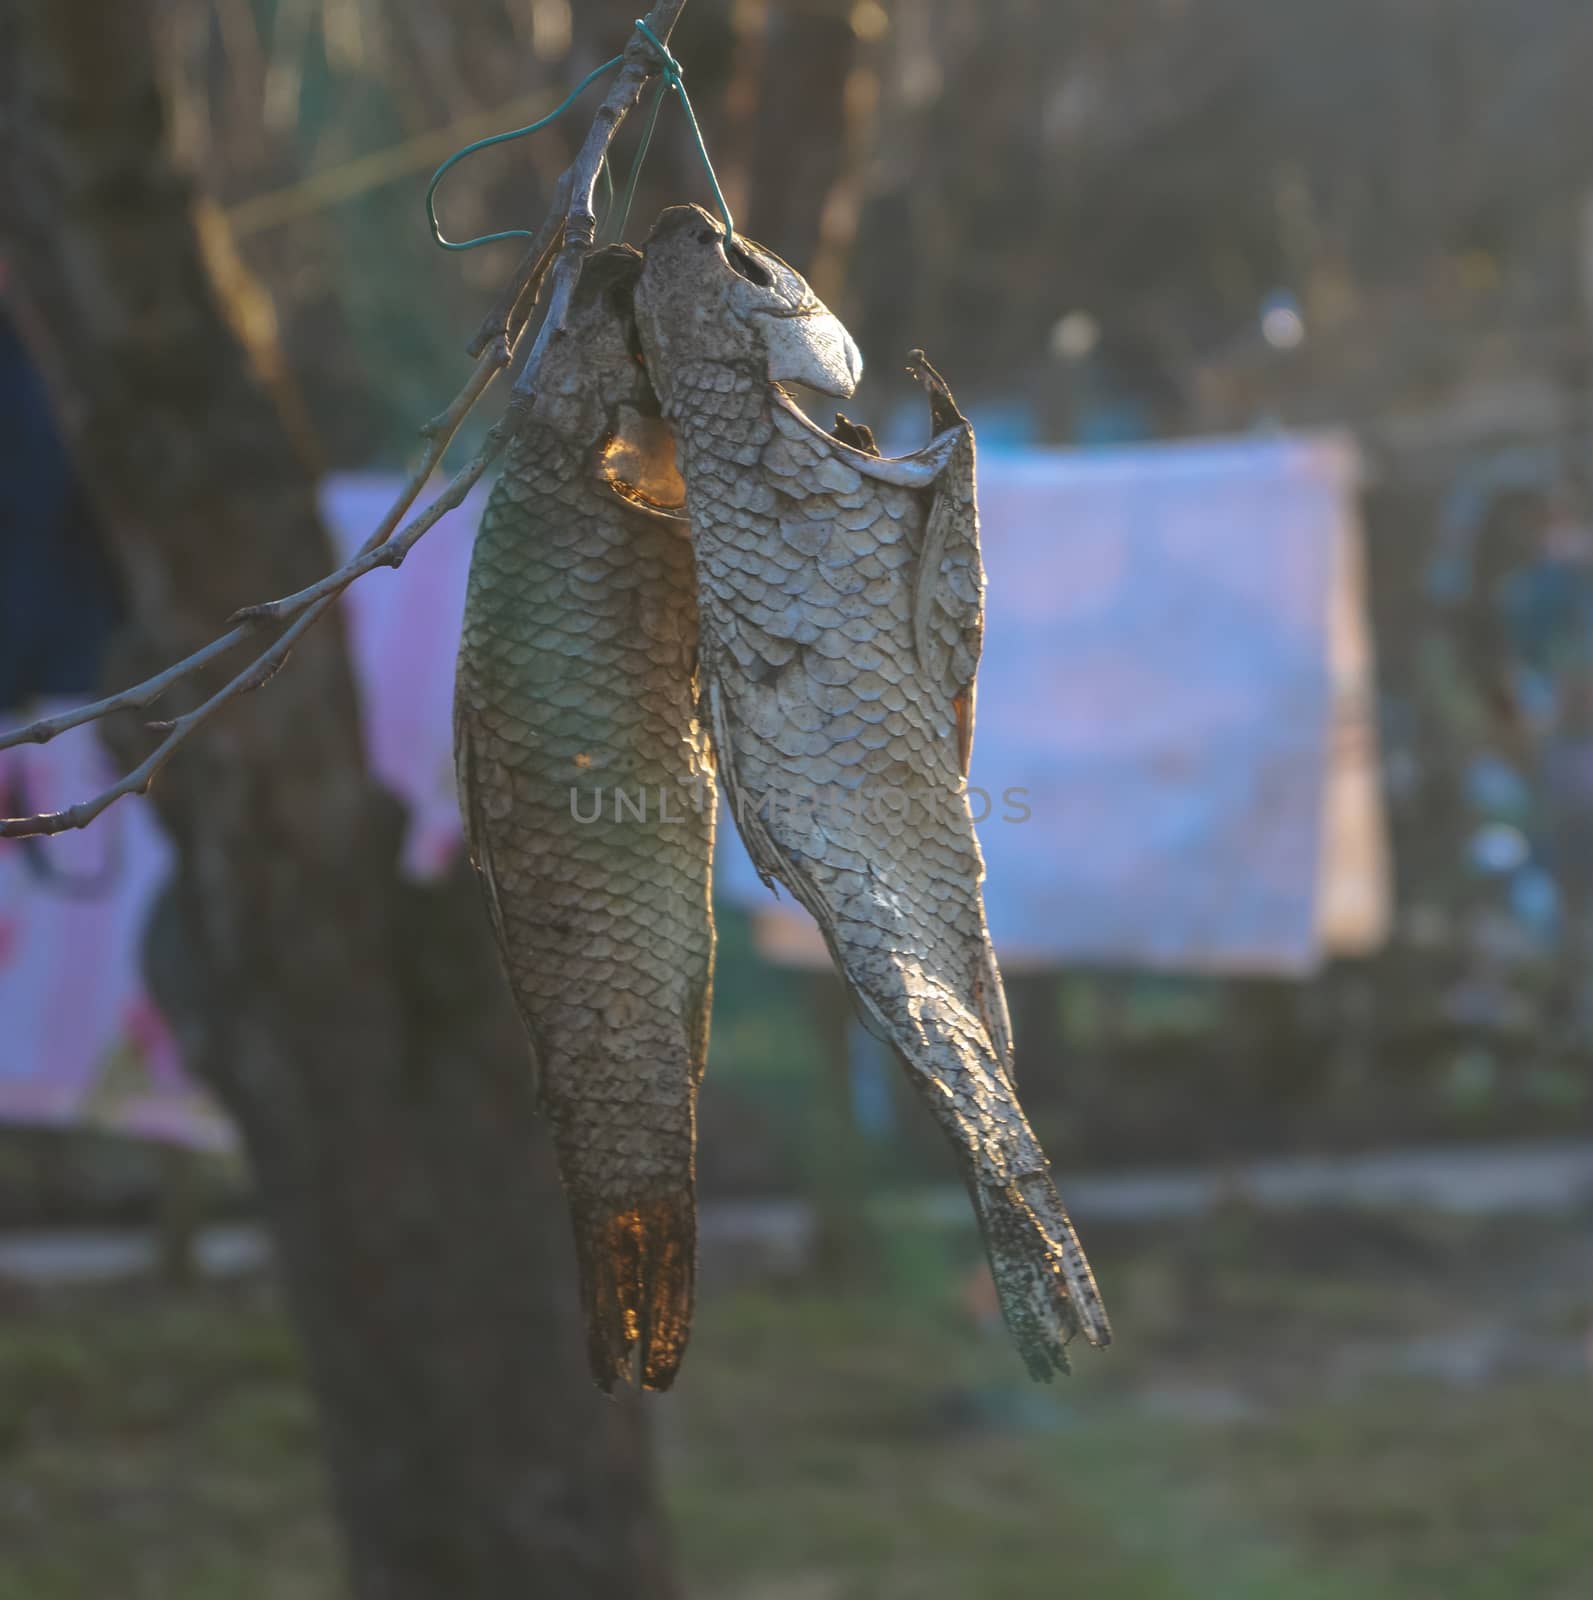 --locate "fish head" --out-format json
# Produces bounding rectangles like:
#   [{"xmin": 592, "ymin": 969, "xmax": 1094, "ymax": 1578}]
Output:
[
  {"xmin": 523, "ymin": 245, "xmax": 687, "ymax": 519},
  {"xmin": 636, "ymin": 204, "xmax": 862, "ymax": 401},
  {"xmin": 527, "ymin": 244, "xmax": 650, "ymax": 442}
]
